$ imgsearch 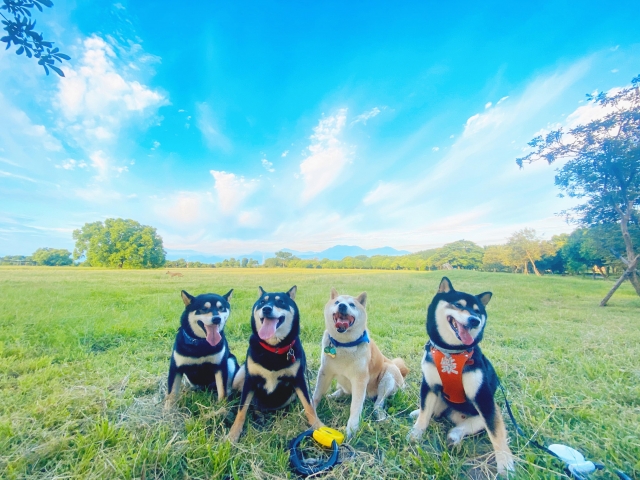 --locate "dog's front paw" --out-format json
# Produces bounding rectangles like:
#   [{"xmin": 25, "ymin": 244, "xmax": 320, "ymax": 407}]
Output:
[
  {"xmin": 345, "ymin": 418, "xmax": 360, "ymax": 439},
  {"xmin": 407, "ymin": 426, "xmax": 424, "ymax": 442},
  {"xmin": 496, "ymin": 451, "xmax": 515, "ymax": 476},
  {"xmin": 409, "ymin": 409, "xmax": 420, "ymax": 419},
  {"xmin": 447, "ymin": 426, "xmax": 465, "ymax": 446},
  {"xmin": 374, "ymin": 408, "xmax": 388, "ymax": 422}
]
